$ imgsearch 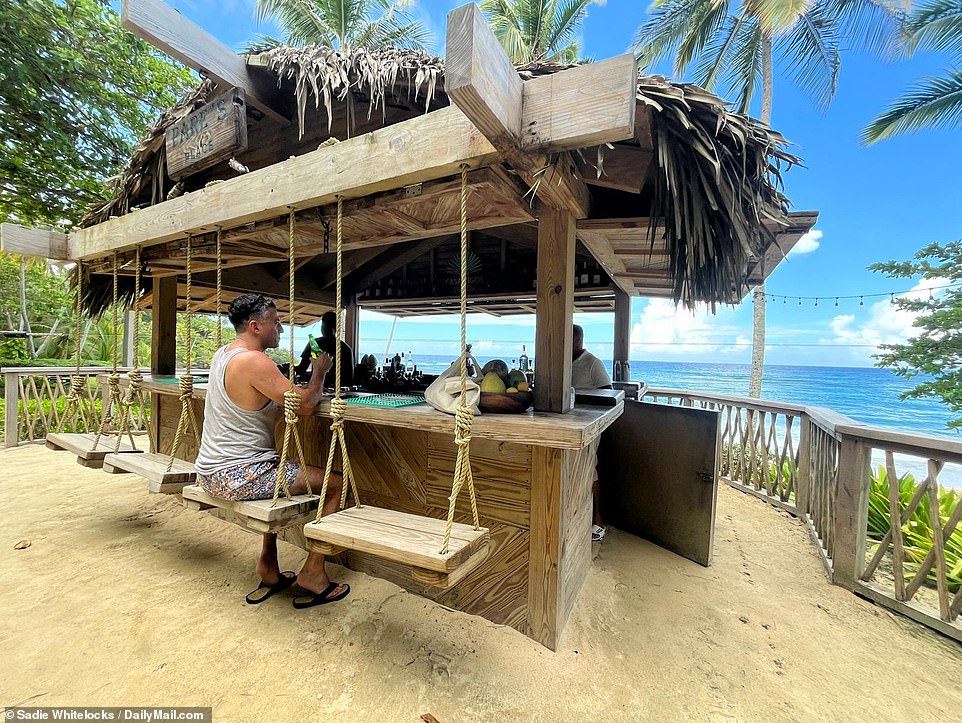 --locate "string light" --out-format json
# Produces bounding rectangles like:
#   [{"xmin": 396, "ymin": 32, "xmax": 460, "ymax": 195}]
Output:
[
  {"xmin": 834, "ymin": 297, "xmax": 839, "ymax": 306},
  {"xmin": 859, "ymin": 297, "xmax": 864, "ymax": 307},
  {"xmin": 764, "ymin": 280, "xmax": 961, "ymax": 308}
]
